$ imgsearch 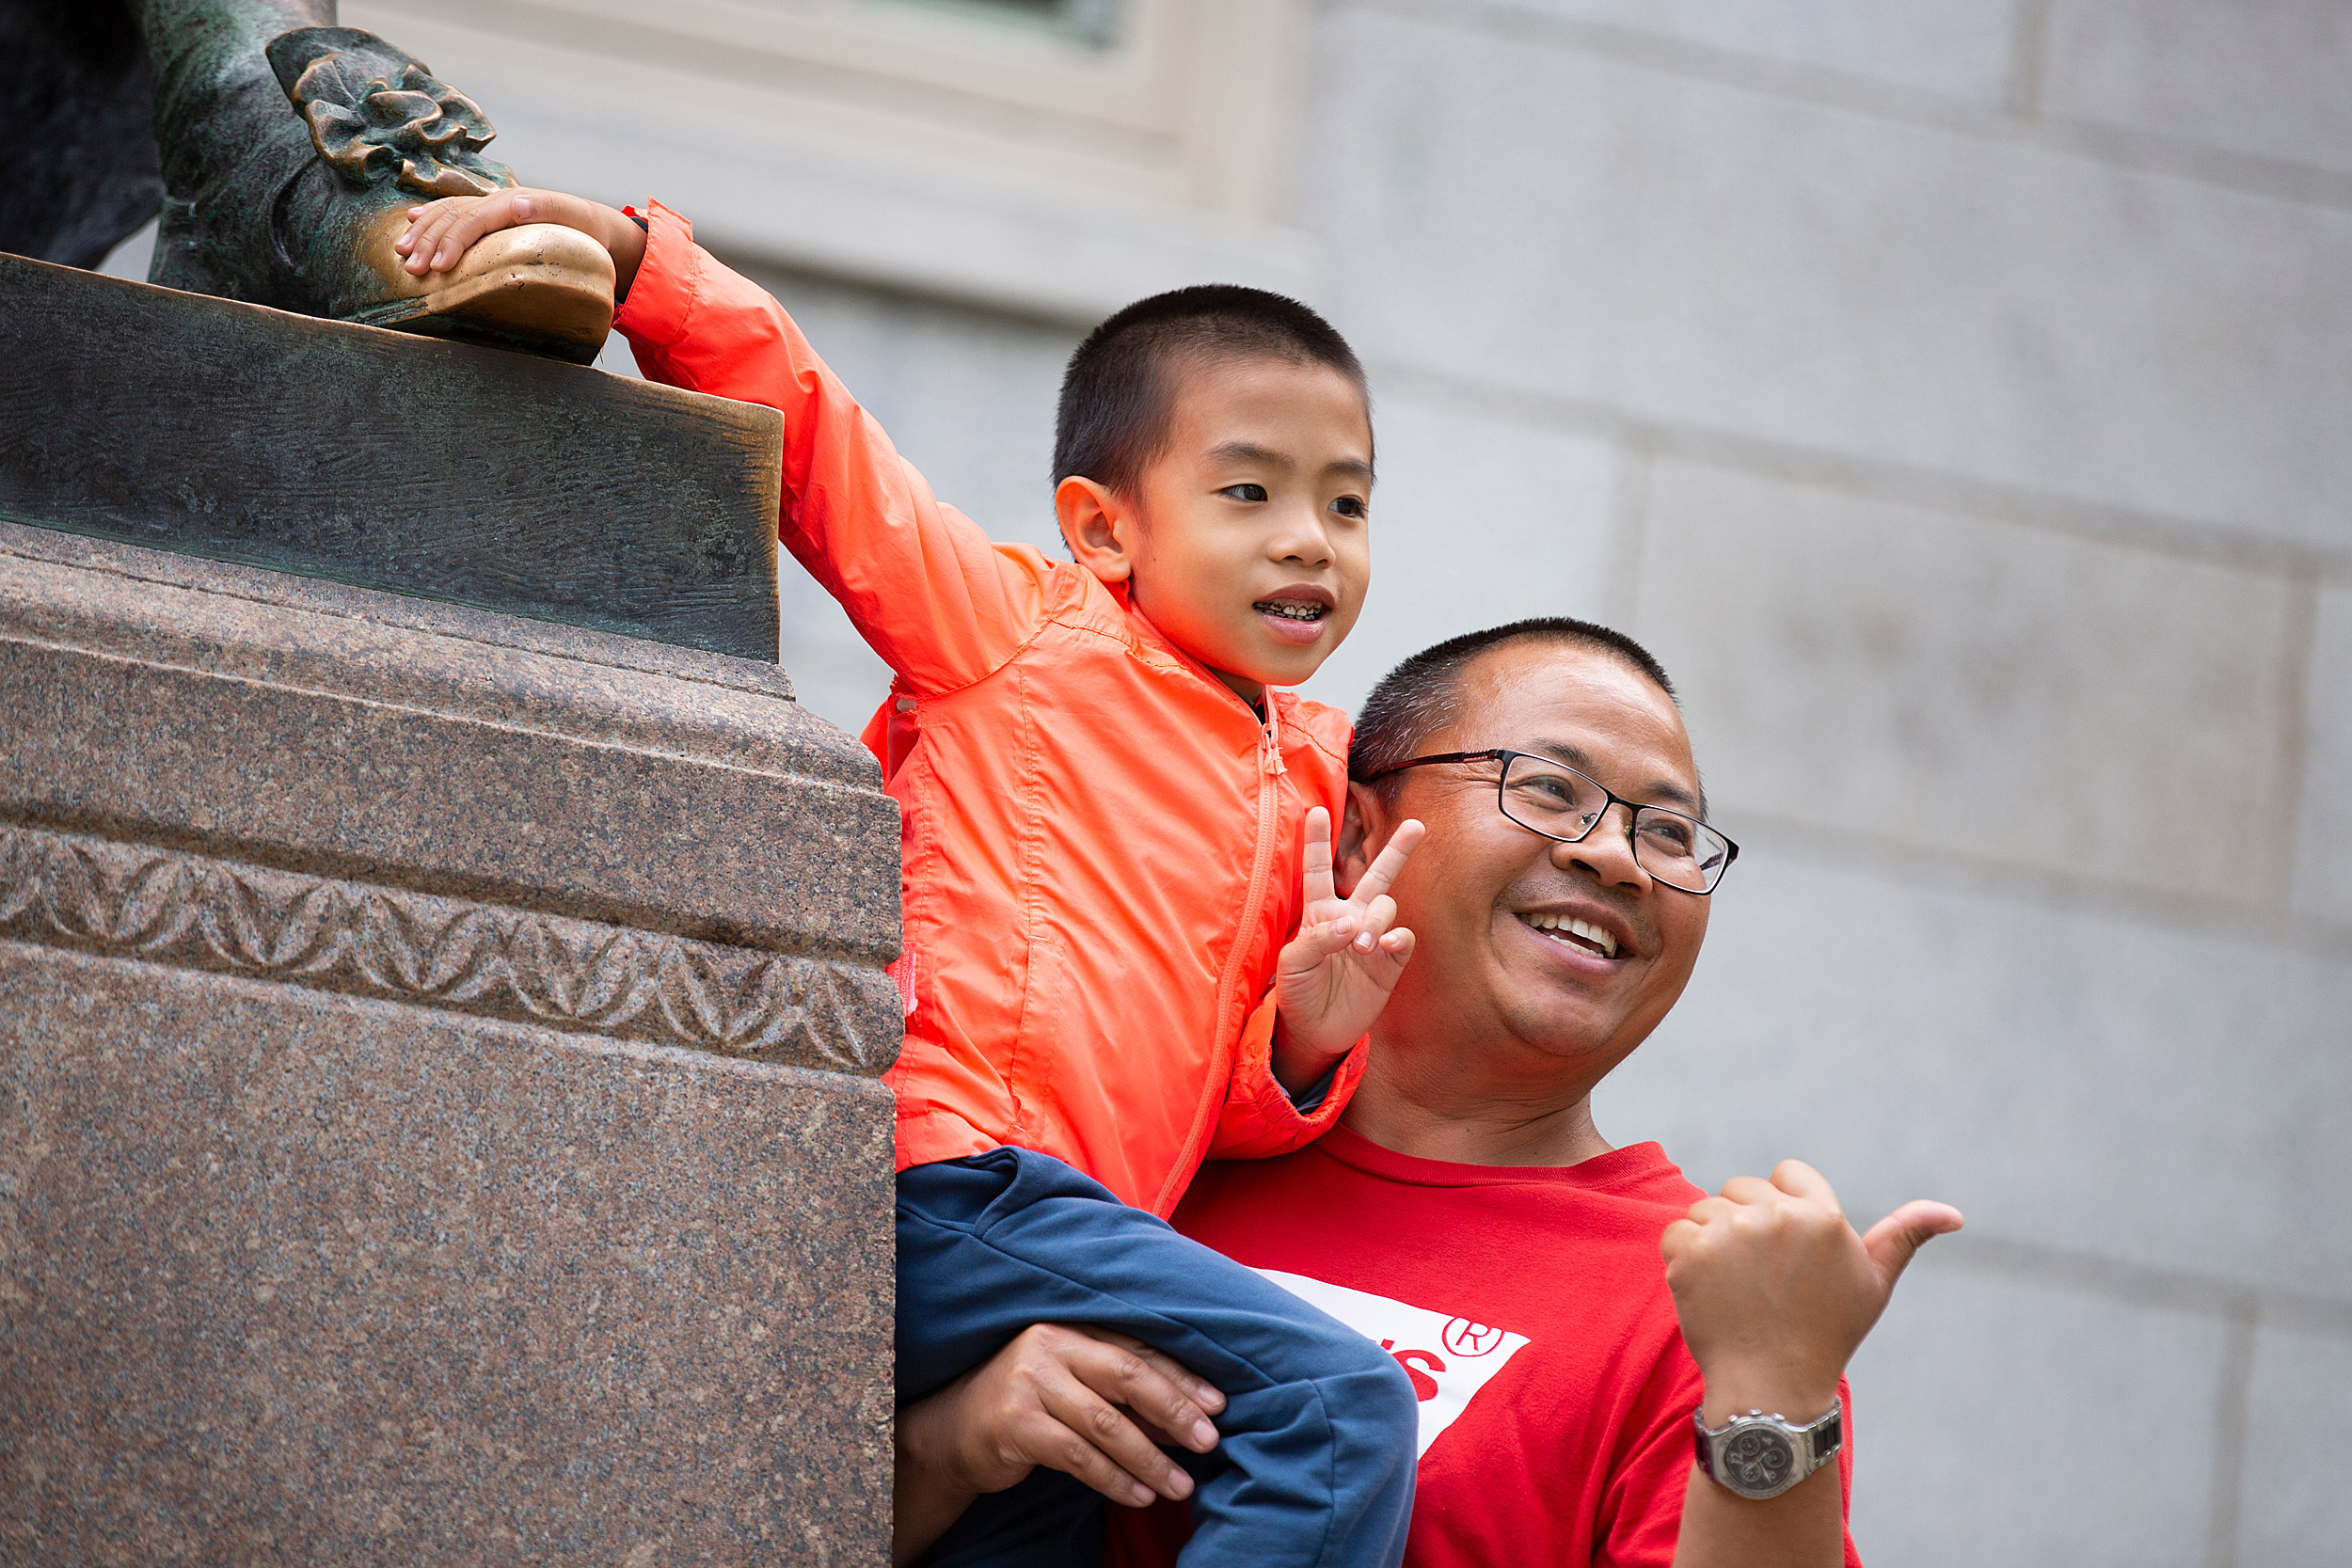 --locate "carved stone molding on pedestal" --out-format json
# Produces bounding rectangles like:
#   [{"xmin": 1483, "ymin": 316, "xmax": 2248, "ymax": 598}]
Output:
[{"xmin": 0, "ymin": 822, "xmax": 900, "ymax": 1072}]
